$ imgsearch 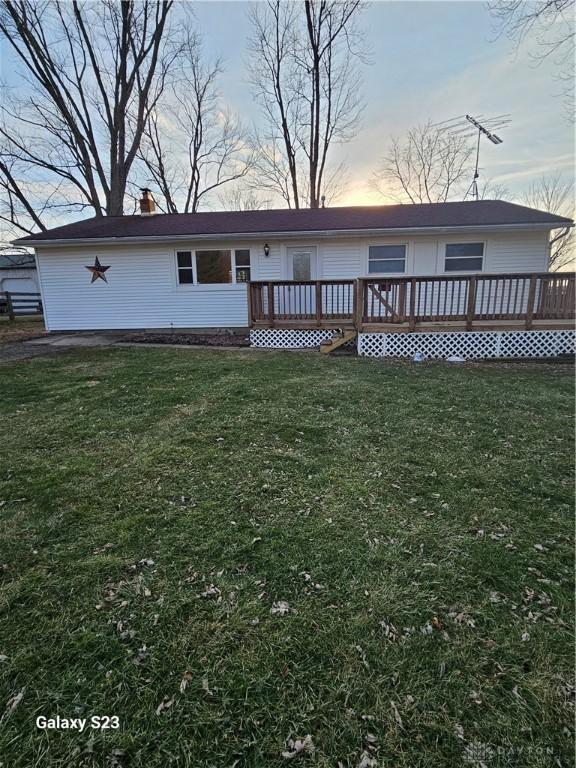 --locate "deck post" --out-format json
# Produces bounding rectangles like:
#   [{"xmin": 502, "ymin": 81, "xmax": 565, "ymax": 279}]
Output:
[
  {"xmin": 354, "ymin": 279, "xmax": 364, "ymax": 332},
  {"xmin": 315, "ymin": 281, "xmax": 322, "ymax": 327},
  {"xmin": 398, "ymin": 281, "xmax": 407, "ymax": 323},
  {"xmin": 267, "ymin": 283, "xmax": 275, "ymax": 327},
  {"xmin": 408, "ymin": 279, "xmax": 416, "ymax": 331},
  {"xmin": 246, "ymin": 283, "xmax": 253, "ymax": 327},
  {"xmin": 525, "ymin": 274, "xmax": 537, "ymax": 330},
  {"xmin": 466, "ymin": 276, "xmax": 477, "ymax": 331},
  {"xmin": 4, "ymin": 292, "xmax": 14, "ymax": 321}
]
